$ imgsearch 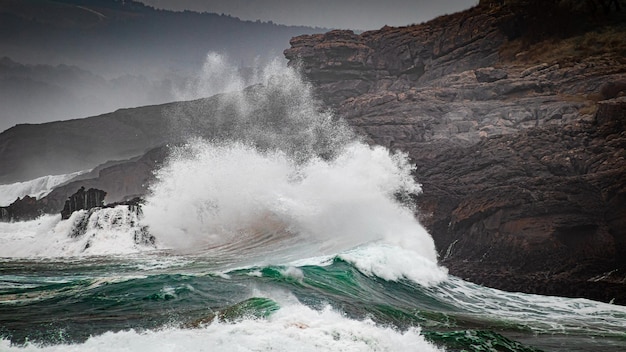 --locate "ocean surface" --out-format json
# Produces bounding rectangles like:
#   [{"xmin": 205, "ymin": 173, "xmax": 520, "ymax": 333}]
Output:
[{"xmin": 1, "ymin": 56, "xmax": 625, "ymax": 351}]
